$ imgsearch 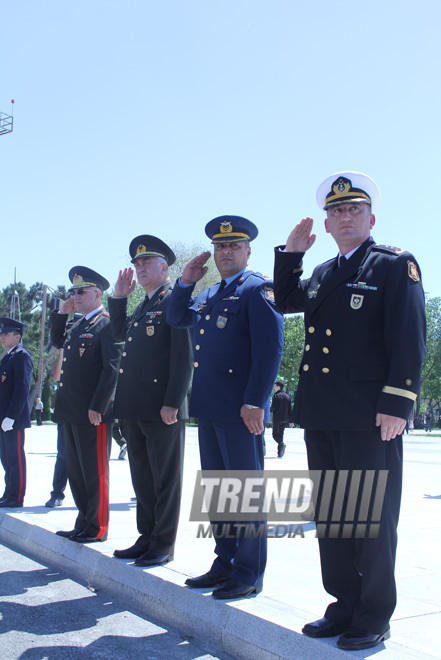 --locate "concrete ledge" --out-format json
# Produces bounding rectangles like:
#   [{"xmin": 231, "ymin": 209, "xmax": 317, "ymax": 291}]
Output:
[{"xmin": 0, "ymin": 511, "xmax": 348, "ymax": 660}]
